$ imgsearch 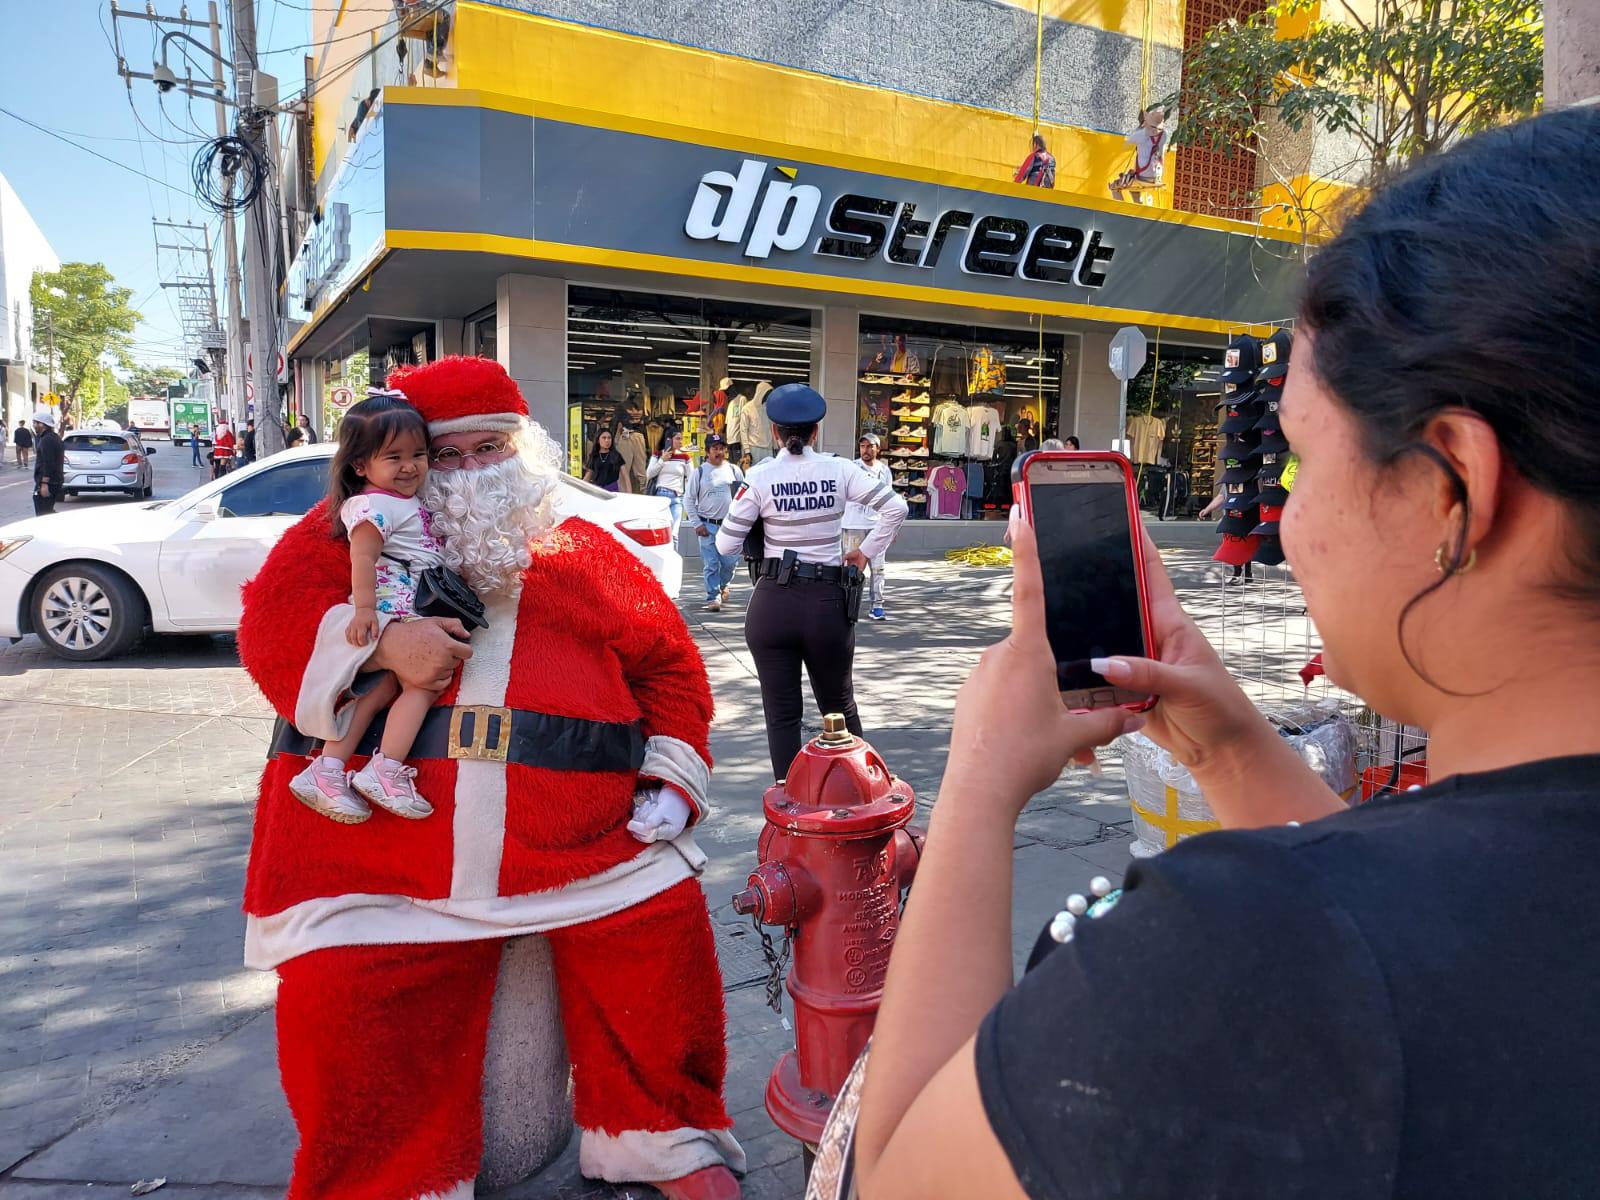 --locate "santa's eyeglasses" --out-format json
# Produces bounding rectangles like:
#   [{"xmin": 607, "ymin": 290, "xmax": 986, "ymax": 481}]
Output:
[{"xmin": 429, "ymin": 439, "xmax": 516, "ymax": 469}]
